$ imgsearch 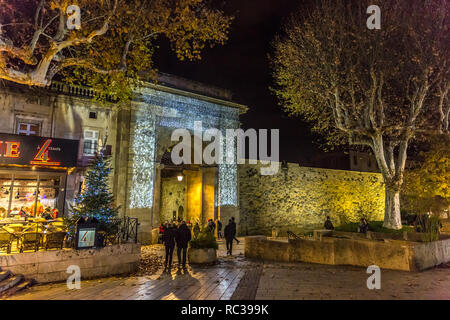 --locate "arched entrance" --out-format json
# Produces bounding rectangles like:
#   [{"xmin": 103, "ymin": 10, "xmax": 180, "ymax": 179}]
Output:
[{"xmin": 158, "ymin": 148, "xmax": 217, "ymax": 226}]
